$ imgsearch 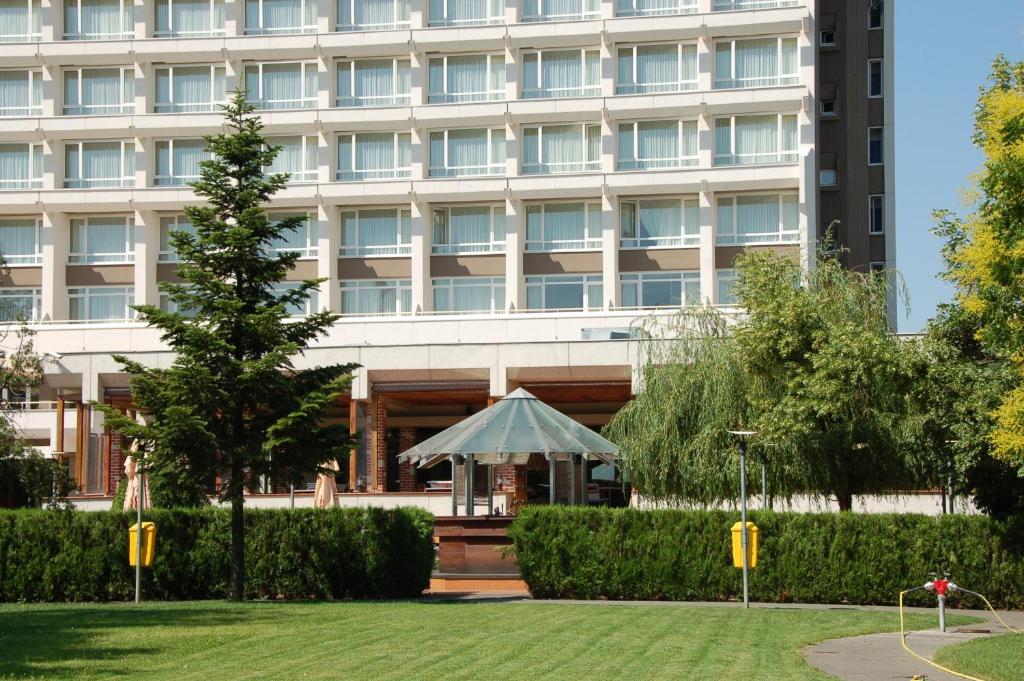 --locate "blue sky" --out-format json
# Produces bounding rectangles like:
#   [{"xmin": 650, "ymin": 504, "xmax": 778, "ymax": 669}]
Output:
[{"xmin": 895, "ymin": 1, "xmax": 1024, "ymax": 332}]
